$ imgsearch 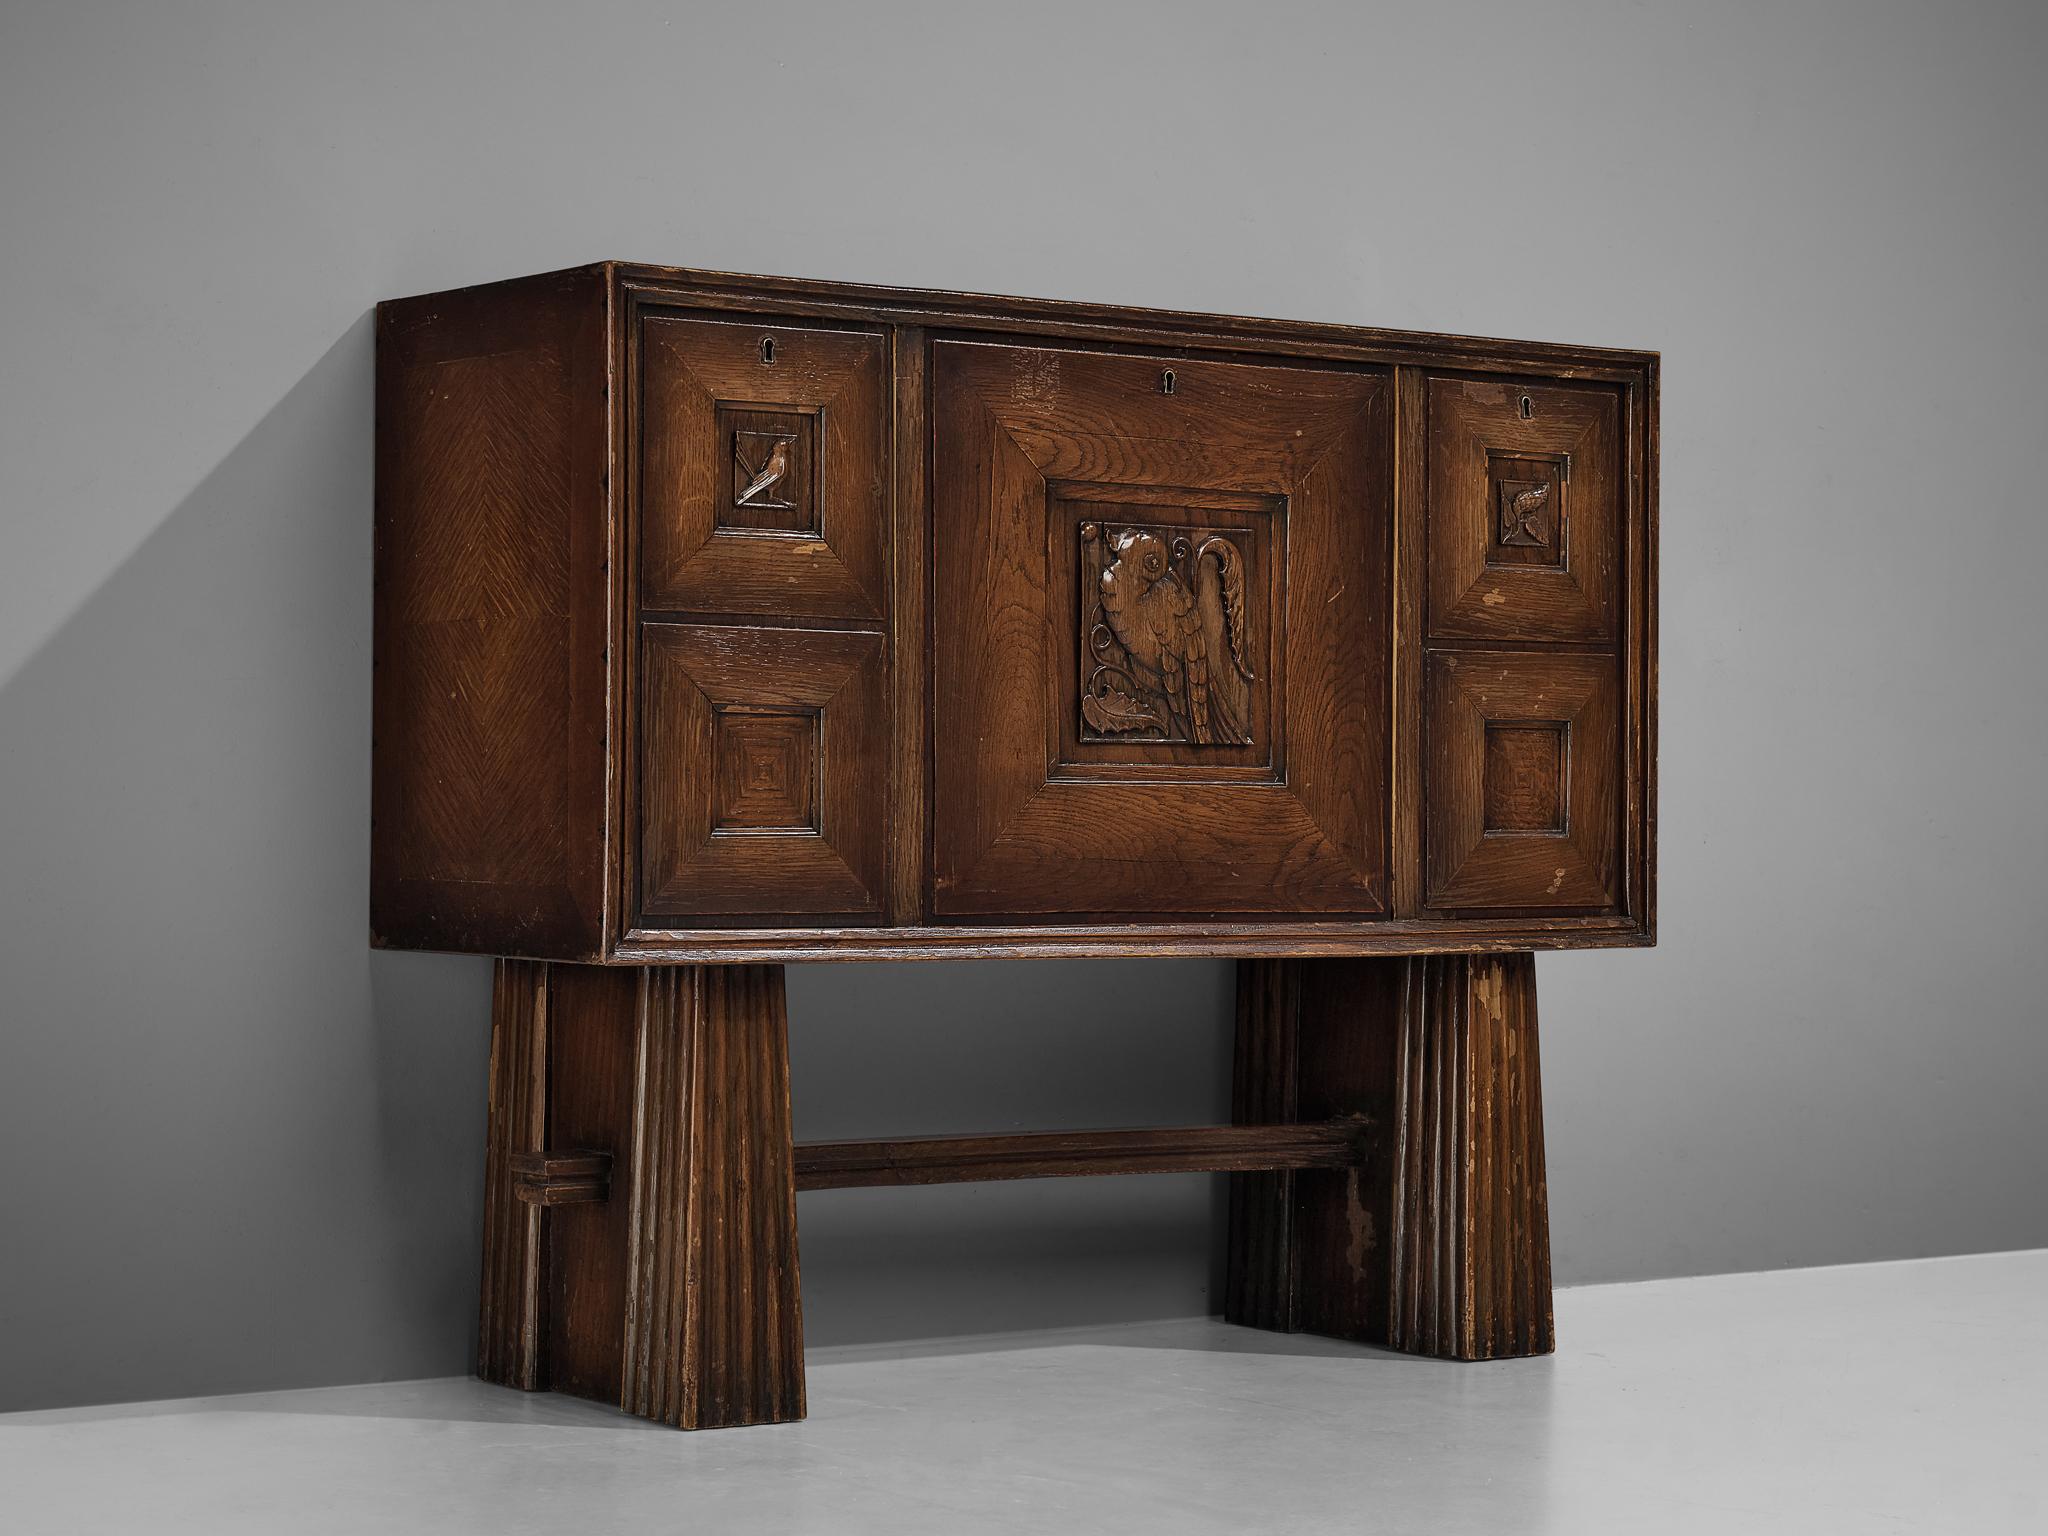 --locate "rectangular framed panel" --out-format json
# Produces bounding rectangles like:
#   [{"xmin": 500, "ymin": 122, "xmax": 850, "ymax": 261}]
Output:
[
  {"xmin": 640, "ymin": 623, "xmax": 885, "ymax": 919},
  {"xmin": 931, "ymin": 340, "xmax": 1393, "ymax": 917}
]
